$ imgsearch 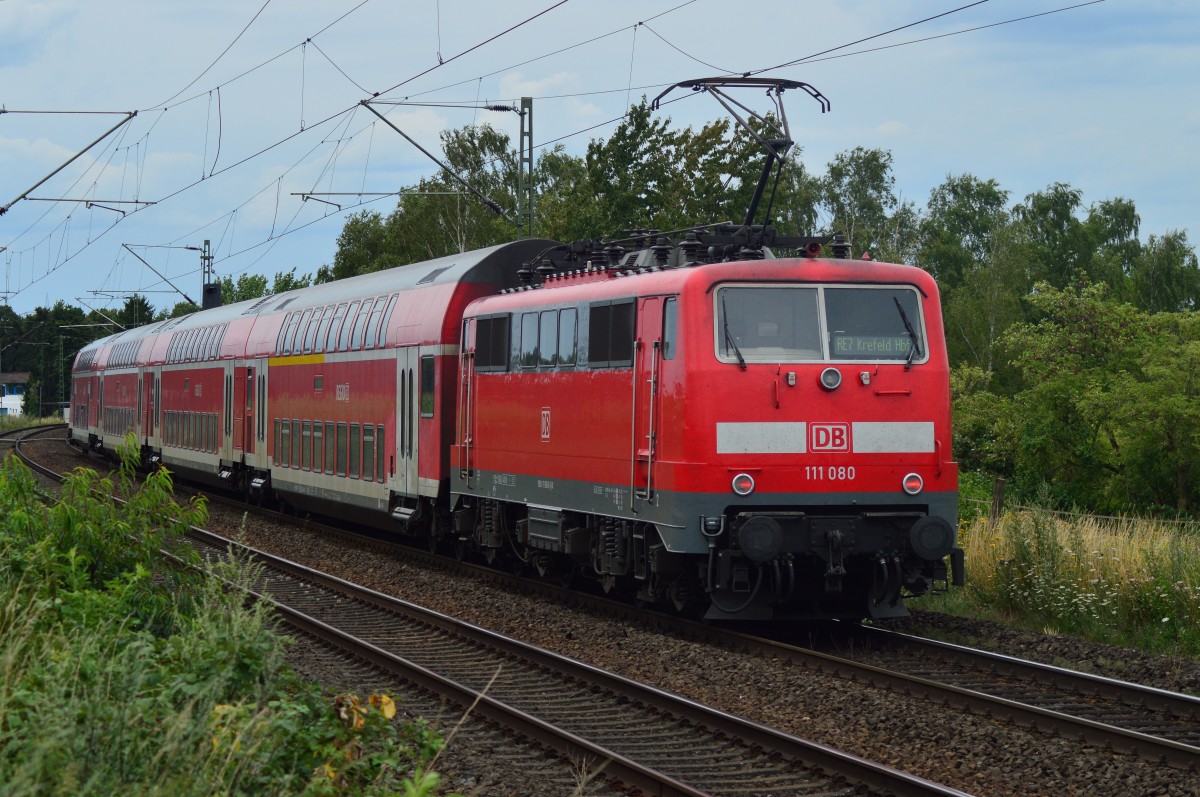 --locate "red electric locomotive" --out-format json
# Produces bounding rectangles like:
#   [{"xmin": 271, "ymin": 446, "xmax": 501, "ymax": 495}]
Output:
[
  {"xmin": 68, "ymin": 77, "xmax": 962, "ymax": 621},
  {"xmin": 451, "ymin": 231, "xmax": 961, "ymax": 620}
]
